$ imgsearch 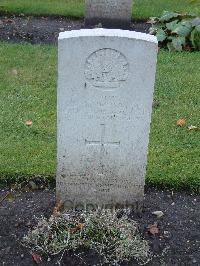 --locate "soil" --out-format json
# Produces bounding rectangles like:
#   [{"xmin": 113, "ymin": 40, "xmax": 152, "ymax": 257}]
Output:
[
  {"xmin": 0, "ymin": 15, "xmax": 151, "ymax": 45},
  {"xmin": 0, "ymin": 187, "xmax": 199, "ymax": 266}
]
